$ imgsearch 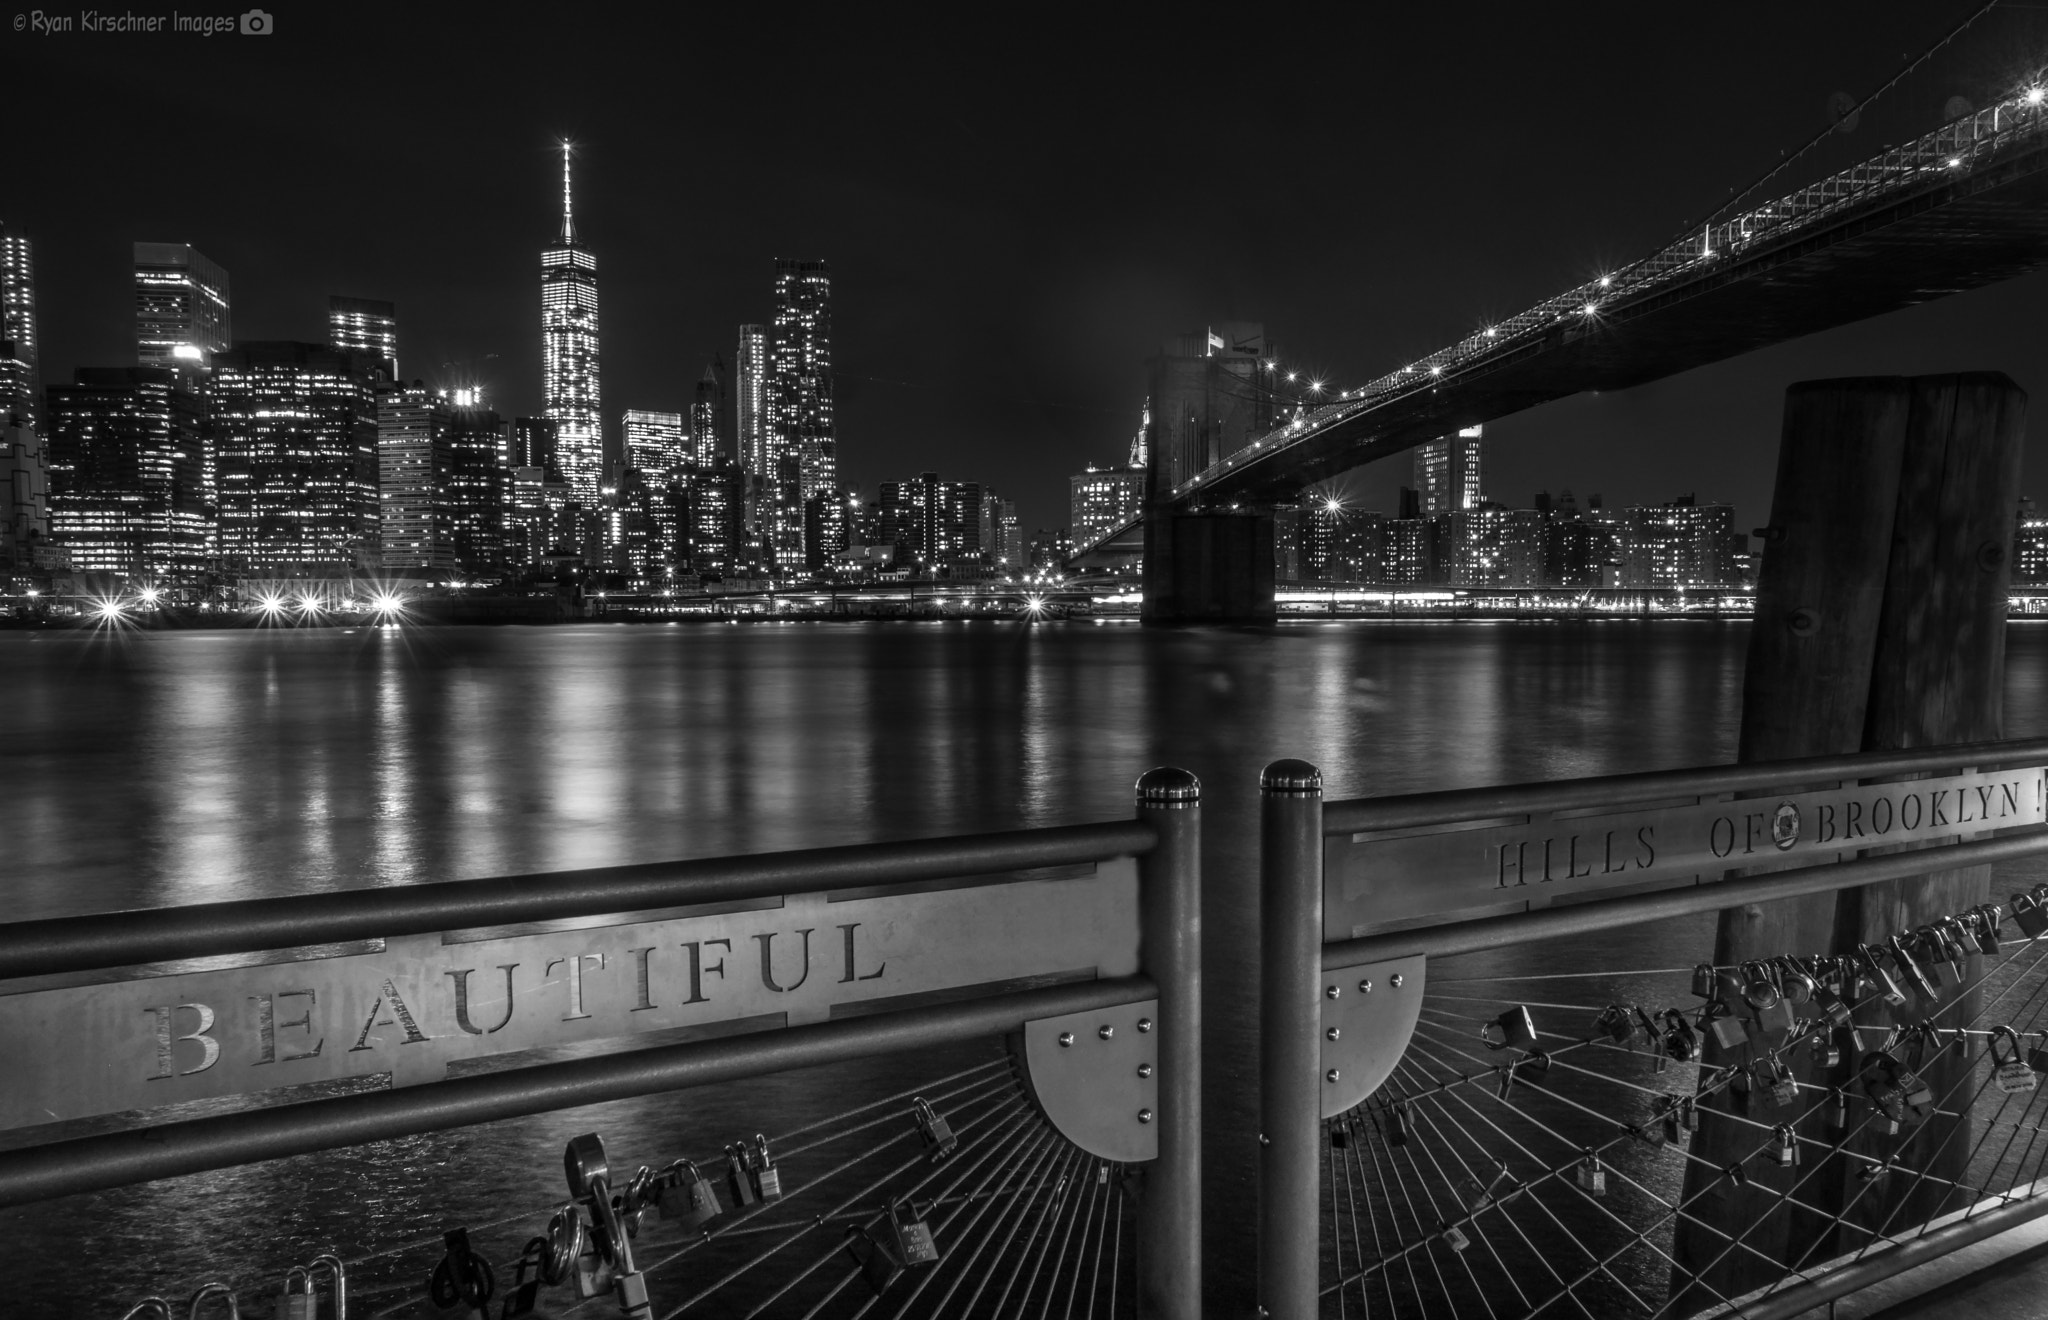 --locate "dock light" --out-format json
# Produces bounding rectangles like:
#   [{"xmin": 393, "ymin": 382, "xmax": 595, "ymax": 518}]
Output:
[
  {"xmin": 1948, "ymin": 157, "xmax": 1962, "ymax": 167},
  {"xmin": 370, "ymin": 592, "xmax": 403, "ymax": 617},
  {"xmin": 139, "ymin": 586, "xmax": 161, "ymax": 604},
  {"xmin": 2029, "ymin": 87, "xmax": 2045, "ymax": 105},
  {"xmin": 94, "ymin": 599, "xmax": 123, "ymax": 621},
  {"xmin": 258, "ymin": 594, "xmax": 284, "ymax": 614},
  {"xmin": 298, "ymin": 595, "xmax": 320, "ymax": 614}
]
